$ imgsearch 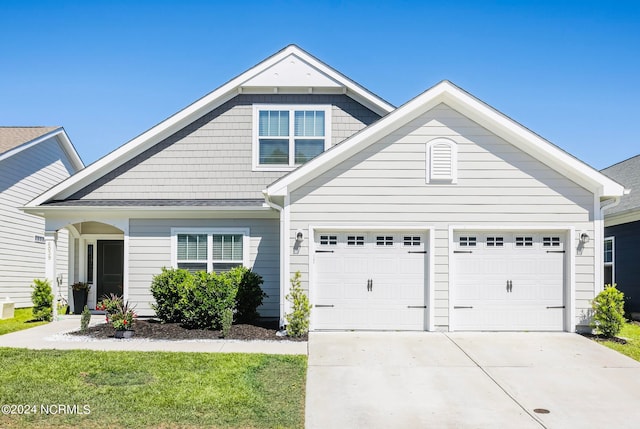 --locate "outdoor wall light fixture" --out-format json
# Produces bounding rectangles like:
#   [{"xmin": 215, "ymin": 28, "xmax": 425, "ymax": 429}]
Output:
[
  {"xmin": 295, "ymin": 230, "xmax": 304, "ymax": 242},
  {"xmin": 580, "ymin": 232, "xmax": 590, "ymax": 243}
]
